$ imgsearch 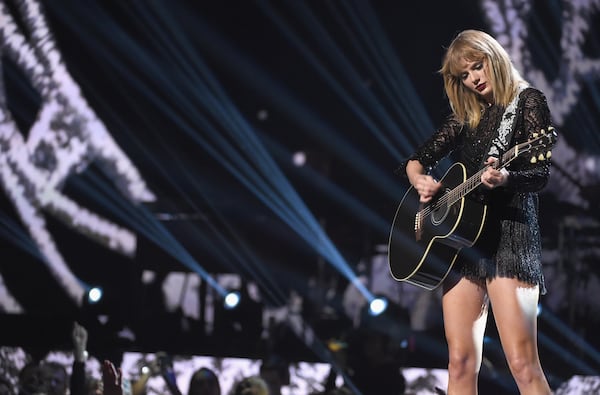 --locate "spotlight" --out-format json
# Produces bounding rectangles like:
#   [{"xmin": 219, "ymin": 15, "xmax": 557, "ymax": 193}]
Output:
[
  {"xmin": 87, "ymin": 287, "xmax": 103, "ymax": 304},
  {"xmin": 257, "ymin": 109, "xmax": 269, "ymax": 121},
  {"xmin": 368, "ymin": 296, "xmax": 388, "ymax": 316},
  {"xmin": 292, "ymin": 151, "xmax": 306, "ymax": 167},
  {"xmin": 223, "ymin": 291, "xmax": 241, "ymax": 310}
]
